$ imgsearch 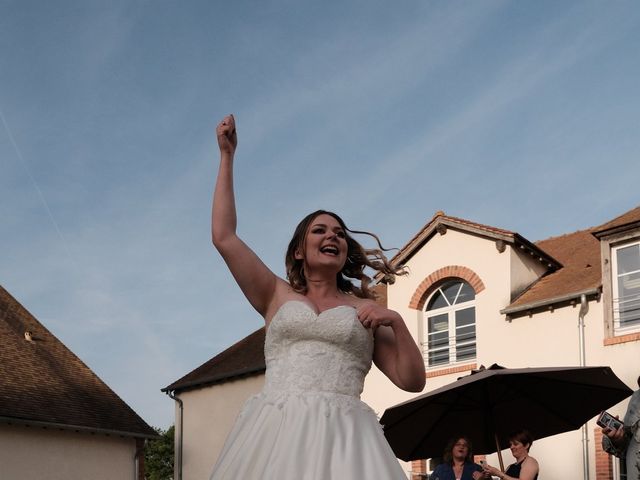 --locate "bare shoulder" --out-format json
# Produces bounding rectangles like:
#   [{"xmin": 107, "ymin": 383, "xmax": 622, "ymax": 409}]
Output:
[
  {"xmin": 264, "ymin": 279, "xmax": 306, "ymax": 323},
  {"xmin": 523, "ymin": 455, "xmax": 539, "ymax": 472}
]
